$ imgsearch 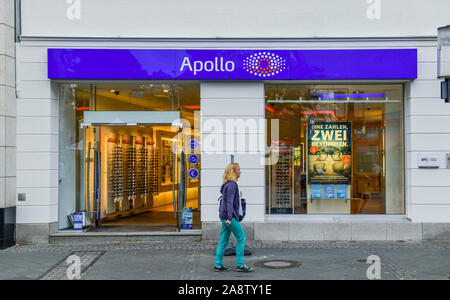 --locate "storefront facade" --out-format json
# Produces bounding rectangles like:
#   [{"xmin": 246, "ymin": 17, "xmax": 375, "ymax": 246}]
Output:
[{"xmin": 11, "ymin": 0, "xmax": 450, "ymax": 244}]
